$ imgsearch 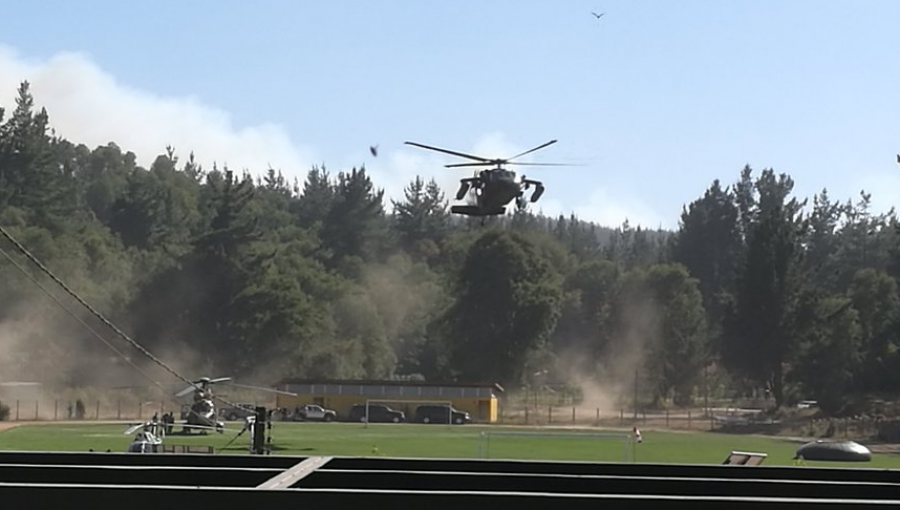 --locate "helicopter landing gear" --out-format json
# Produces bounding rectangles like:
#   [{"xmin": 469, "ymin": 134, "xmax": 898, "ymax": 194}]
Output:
[
  {"xmin": 531, "ymin": 184, "xmax": 545, "ymax": 203},
  {"xmin": 515, "ymin": 194, "xmax": 527, "ymax": 211}
]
